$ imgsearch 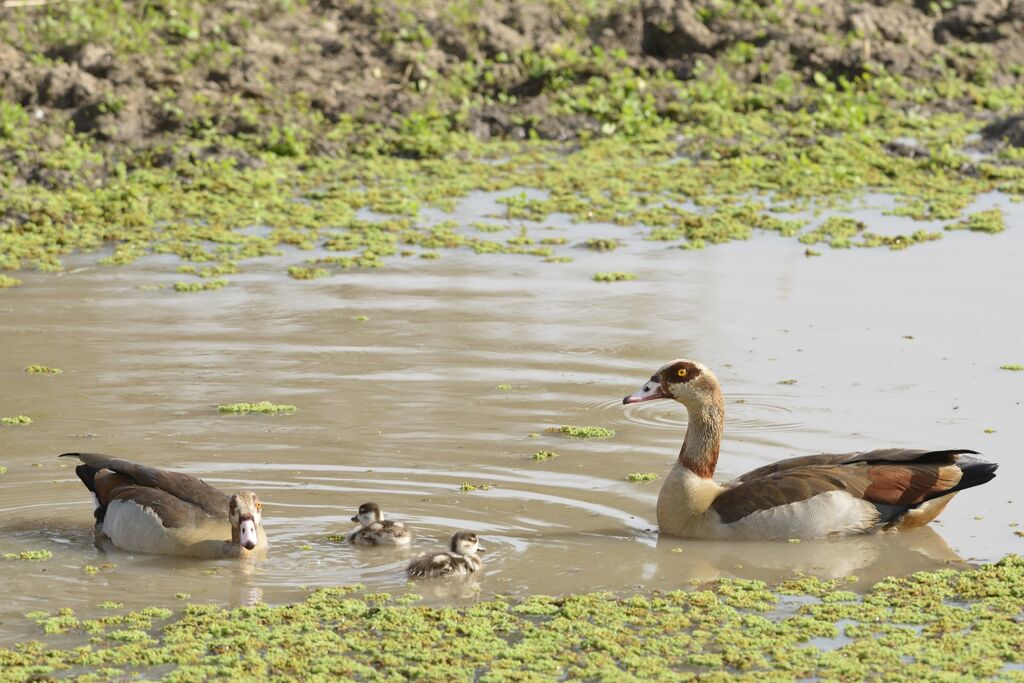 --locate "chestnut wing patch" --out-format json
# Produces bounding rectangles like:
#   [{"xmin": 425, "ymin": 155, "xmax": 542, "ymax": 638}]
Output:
[{"xmin": 863, "ymin": 464, "xmax": 962, "ymax": 506}]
